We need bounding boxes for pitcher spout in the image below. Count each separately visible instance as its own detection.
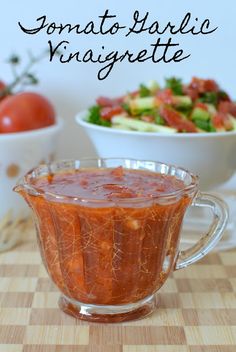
[13,177,26,196]
[13,177,40,198]
[13,184,25,195]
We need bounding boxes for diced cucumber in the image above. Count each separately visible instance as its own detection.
[206,104,217,115]
[147,80,160,94]
[192,107,210,121]
[112,124,133,131]
[112,116,177,133]
[173,95,192,108]
[228,114,236,130]
[129,97,156,114]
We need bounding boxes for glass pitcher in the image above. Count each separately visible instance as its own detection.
[14,158,228,323]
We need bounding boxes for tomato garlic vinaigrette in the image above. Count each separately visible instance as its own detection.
[32,165,189,201]
[17,159,198,317]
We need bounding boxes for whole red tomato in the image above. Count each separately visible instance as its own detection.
[0,92,55,133]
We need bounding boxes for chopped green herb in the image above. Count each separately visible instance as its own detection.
[155,115,165,125]
[165,77,183,95]
[199,92,218,106]
[139,84,151,97]
[87,105,111,127]
[122,103,130,113]
[218,90,229,101]
[140,109,164,125]
[194,118,216,132]
[177,105,192,116]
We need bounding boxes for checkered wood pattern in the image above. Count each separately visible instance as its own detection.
[0,225,236,352]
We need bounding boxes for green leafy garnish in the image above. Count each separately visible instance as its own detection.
[165,77,183,95]
[194,118,216,132]
[198,92,218,106]
[139,84,151,97]
[122,103,130,113]
[139,109,164,125]
[177,105,192,116]
[218,90,229,101]
[87,105,111,127]
[155,115,165,125]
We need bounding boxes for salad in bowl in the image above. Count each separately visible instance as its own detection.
[86,77,236,134]
[76,77,236,191]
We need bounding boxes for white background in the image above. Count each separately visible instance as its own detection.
[0,0,236,186]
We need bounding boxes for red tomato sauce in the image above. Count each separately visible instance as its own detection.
[28,167,191,305]
[33,166,186,200]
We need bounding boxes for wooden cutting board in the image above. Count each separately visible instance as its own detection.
[0,223,236,352]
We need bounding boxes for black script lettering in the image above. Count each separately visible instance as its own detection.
[18,15,47,34]
[132,49,148,62]
[148,21,161,35]
[57,23,82,35]
[48,40,72,62]
[151,37,190,63]
[47,22,58,35]
[176,13,193,34]
[83,21,99,35]
[98,51,121,80]
[200,19,218,34]
[99,9,126,35]
[83,49,97,63]
[126,11,149,36]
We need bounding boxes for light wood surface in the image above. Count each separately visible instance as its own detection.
[0,223,236,351]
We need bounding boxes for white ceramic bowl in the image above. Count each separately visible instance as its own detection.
[0,119,63,223]
[76,110,236,190]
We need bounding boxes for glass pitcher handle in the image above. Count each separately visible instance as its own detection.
[175,193,229,270]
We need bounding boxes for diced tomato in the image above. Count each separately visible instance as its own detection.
[183,86,199,101]
[129,90,139,97]
[160,106,198,132]
[100,106,125,121]
[156,88,173,105]
[213,112,233,130]
[79,178,88,187]
[195,102,208,111]
[102,183,136,198]
[190,77,219,93]
[189,77,205,92]
[218,101,236,117]
[184,77,219,101]
[111,166,124,178]
[96,96,124,107]
[204,79,219,92]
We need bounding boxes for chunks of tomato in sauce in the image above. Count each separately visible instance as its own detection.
[34,166,185,200]
[29,166,191,306]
